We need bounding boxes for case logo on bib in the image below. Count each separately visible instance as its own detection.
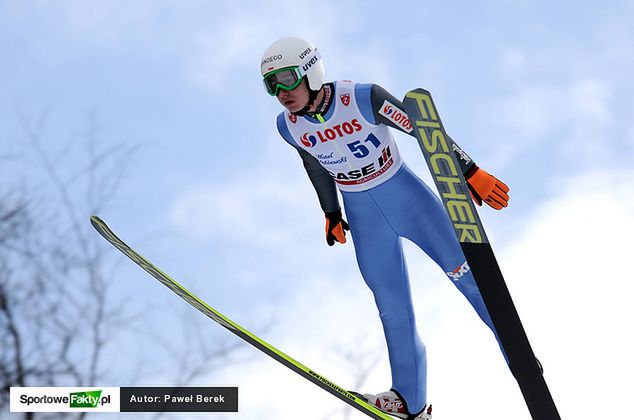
[330,146,394,185]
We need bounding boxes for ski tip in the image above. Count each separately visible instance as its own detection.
[403,87,432,98]
[90,215,108,232]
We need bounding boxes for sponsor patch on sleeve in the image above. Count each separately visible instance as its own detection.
[378,100,413,133]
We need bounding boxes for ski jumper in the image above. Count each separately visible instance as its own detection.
[276,80,503,414]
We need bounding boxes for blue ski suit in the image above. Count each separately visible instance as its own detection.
[276,80,503,414]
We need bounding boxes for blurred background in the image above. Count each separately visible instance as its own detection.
[1,1,633,419]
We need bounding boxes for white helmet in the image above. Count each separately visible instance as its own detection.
[260,37,325,95]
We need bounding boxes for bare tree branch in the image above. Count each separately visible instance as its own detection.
[1,107,252,420]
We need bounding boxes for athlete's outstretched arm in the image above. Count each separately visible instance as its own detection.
[295,147,341,214]
[276,112,341,213]
[364,84,510,210]
[276,113,349,244]
[368,84,475,174]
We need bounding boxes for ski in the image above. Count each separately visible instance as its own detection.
[401,89,560,420]
[89,216,391,419]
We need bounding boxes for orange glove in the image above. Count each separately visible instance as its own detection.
[325,209,349,246]
[465,167,510,210]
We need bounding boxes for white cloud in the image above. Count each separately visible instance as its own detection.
[499,48,529,75]
[492,77,612,140]
[500,168,634,419]
[168,140,320,248]
[4,0,160,44]
[169,174,307,246]
[192,167,634,420]
[184,19,270,92]
[182,0,397,93]
[473,74,618,172]
[206,274,390,420]
[483,8,634,168]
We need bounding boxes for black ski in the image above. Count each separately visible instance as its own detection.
[402,89,560,420]
[90,216,392,419]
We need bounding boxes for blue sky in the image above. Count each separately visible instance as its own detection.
[2,1,634,419]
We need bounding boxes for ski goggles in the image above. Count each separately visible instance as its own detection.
[263,48,322,96]
[263,66,303,96]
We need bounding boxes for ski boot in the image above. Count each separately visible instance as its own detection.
[359,390,432,419]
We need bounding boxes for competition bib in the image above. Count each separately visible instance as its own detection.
[284,80,403,192]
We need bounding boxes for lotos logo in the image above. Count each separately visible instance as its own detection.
[340,93,350,106]
[289,113,297,124]
[300,119,363,148]
[447,261,470,282]
[379,100,413,133]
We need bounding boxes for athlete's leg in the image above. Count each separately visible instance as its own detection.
[371,166,505,356]
[342,189,428,414]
